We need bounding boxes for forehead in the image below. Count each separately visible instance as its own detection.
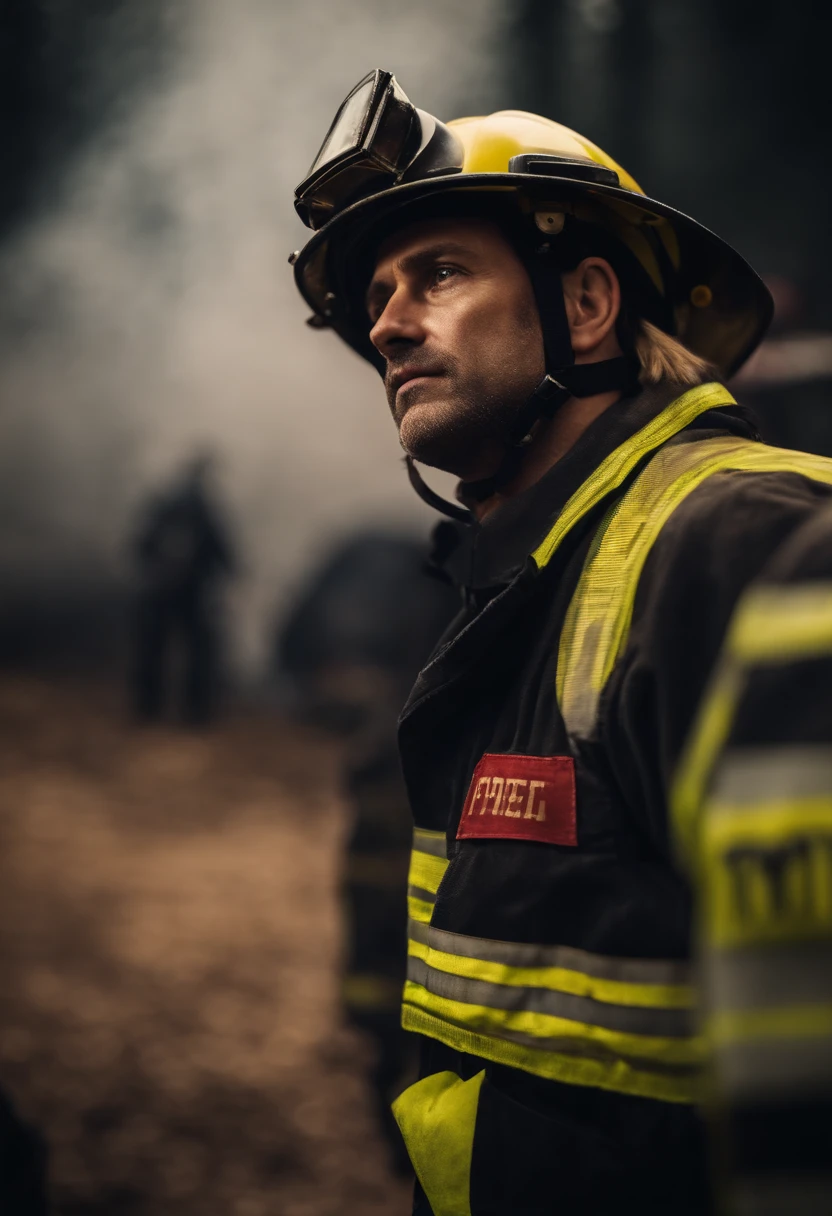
[370,215,511,278]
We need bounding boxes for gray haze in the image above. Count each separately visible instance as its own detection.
[0,0,508,673]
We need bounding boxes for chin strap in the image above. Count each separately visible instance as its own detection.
[401,227,640,521]
[405,455,474,523]
[462,354,639,504]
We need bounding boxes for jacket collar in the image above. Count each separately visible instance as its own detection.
[433,379,758,593]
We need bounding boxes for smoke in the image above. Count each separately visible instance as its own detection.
[0,0,508,674]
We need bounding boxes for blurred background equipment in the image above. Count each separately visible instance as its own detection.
[276,530,459,1175]
[131,453,236,725]
[0,1,829,1213]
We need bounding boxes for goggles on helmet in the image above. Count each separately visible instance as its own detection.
[294,69,465,231]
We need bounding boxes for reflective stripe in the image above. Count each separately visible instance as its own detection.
[711,1001,832,1044]
[401,1005,701,1105]
[408,883,439,905]
[532,381,737,569]
[408,927,692,1010]
[408,848,449,896]
[402,981,702,1066]
[407,830,450,926]
[409,921,693,990]
[413,827,448,859]
[711,747,832,807]
[408,894,436,926]
[673,586,832,868]
[402,924,703,1102]
[407,953,693,1037]
[557,439,832,738]
[730,583,832,663]
[708,941,832,1011]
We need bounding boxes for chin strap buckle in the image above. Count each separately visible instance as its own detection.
[537,374,569,398]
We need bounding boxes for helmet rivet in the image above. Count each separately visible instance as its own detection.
[690,284,713,308]
[288,250,300,265]
[535,211,565,234]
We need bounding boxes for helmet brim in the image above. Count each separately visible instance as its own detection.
[293,172,773,379]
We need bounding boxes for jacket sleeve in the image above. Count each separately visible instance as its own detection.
[670,502,832,1215]
[603,466,832,852]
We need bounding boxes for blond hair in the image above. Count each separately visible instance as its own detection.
[634,319,714,386]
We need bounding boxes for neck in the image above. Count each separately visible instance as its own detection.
[467,387,622,520]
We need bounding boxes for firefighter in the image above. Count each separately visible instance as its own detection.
[674,506,832,1215]
[290,70,832,1213]
[131,454,236,725]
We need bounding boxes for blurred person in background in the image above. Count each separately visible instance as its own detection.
[130,452,237,725]
[277,531,458,1175]
[290,70,832,1214]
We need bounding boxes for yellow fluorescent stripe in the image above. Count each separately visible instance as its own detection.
[407,937,693,1010]
[414,827,446,846]
[709,1002,832,1046]
[402,981,704,1066]
[704,798,832,845]
[408,895,436,924]
[532,382,736,569]
[408,850,449,896]
[728,584,832,663]
[558,439,832,738]
[401,1006,700,1105]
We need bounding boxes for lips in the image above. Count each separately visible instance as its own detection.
[389,365,444,396]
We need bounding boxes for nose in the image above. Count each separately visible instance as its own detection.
[369,286,426,359]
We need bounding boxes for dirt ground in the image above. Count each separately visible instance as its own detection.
[0,677,412,1215]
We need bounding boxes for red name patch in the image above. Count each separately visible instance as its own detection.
[456,753,577,846]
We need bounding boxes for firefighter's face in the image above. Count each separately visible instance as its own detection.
[367,218,544,479]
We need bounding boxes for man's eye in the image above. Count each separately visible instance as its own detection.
[432,266,459,286]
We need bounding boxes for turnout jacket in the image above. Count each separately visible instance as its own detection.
[677,504,832,1216]
[392,379,832,1215]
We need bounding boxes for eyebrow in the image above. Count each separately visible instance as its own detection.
[365,241,477,315]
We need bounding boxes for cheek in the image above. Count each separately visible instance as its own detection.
[456,292,543,380]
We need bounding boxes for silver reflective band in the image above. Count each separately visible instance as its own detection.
[711,746,832,807]
[707,941,832,1012]
[408,884,437,906]
[407,954,694,1038]
[411,921,693,987]
[412,829,448,860]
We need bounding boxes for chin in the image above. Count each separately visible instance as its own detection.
[397,412,481,478]
[398,404,457,470]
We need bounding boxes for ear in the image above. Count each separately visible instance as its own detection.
[561,257,622,359]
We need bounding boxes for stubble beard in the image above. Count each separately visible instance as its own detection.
[387,364,525,479]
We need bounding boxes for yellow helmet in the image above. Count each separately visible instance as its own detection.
[292,69,772,381]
